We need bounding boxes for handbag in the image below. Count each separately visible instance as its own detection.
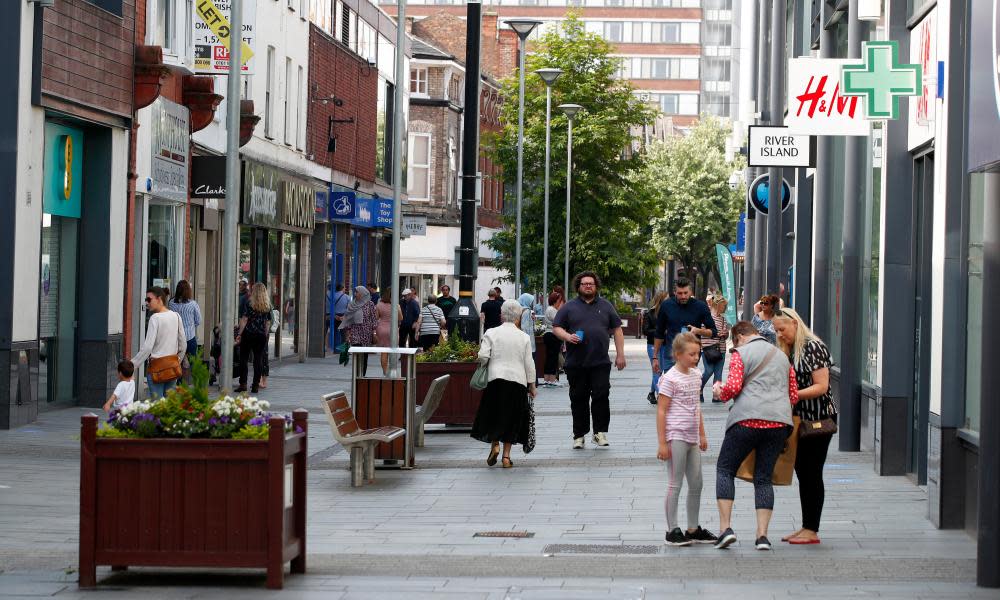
[148,354,182,383]
[471,359,490,390]
[799,417,838,439]
[736,417,801,486]
[702,344,724,363]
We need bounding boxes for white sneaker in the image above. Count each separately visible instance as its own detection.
[573,437,585,449]
[593,432,609,447]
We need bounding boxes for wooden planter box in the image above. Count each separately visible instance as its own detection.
[415,361,482,426]
[620,314,642,338]
[79,410,309,589]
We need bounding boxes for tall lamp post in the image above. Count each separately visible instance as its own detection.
[558,103,582,297]
[504,18,542,297]
[535,67,562,306]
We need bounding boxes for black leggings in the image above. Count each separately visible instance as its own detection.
[716,423,793,510]
[542,332,561,376]
[238,331,268,389]
[795,429,834,531]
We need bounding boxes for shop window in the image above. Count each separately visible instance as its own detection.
[965,174,986,433]
[407,133,431,200]
[410,68,428,96]
[148,204,180,291]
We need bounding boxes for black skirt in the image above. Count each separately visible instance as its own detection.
[471,378,531,446]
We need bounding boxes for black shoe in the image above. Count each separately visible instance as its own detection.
[250,386,259,393]
[685,526,719,544]
[714,528,737,549]
[665,527,693,547]
[234,385,247,393]
[755,536,772,551]
[647,391,656,404]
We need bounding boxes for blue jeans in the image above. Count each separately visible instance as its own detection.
[700,353,725,388]
[146,372,178,400]
[647,344,670,391]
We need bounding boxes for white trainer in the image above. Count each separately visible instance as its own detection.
[573,437,585,449]
[593,432,609,447]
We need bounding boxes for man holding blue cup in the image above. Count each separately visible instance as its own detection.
[552,271,626,449]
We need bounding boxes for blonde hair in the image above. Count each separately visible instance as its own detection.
[649,290,668,316]
[772,307,817,367]
[249,282,272,313]
[672,331,701,358]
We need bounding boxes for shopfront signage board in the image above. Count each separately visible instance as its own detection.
[786,58,869,136]
[283,180,316,231]
[191,155,227,198]
[748,126,814,168]
[374,199,394,228]
[150,98,190,203]
[403,214,427,237]
[43,122,84,218]
[328,191,357,221]
[193,0,256,74]
[242,161,280,229]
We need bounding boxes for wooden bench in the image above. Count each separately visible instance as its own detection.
[321,392,405,487]
[414,374,450,447]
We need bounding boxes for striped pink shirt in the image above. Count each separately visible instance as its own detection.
[658,366,703,444]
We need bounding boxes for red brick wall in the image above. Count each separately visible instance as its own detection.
[411,12,518,81]
[308,24,379,184]
[40,0,136,122]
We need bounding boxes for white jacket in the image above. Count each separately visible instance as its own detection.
[478,322,535,387]
[131,310,186,365]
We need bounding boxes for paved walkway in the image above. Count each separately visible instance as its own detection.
[0,339,988,599]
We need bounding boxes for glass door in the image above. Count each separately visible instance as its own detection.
[38,214,78,405]
[911,153,934,484]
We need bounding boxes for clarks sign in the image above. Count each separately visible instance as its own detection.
[785,58,869,136]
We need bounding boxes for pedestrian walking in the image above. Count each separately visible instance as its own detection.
[772,307,837,545]
[235,283,272,393]
[751,294,780,345]
[518,293,537,356]
[541,290,565,387]
[331,283,350,350]
[367,284,380,305]
[340,286,378,373]
[416,295,447,351]
[168,280,202,364]
[375,291,403,375]
[400,288,420,348]
[480,289,503,332]
[471,299,537,468]
[437,285,458,334]
[494,287,505,303]
[652,278,717,375]
[644,291,669,404]
[552,271,626,449]
[700,294,730,402]
[131,286,186,399]
[711,321,799,551]
[657,332,718,546]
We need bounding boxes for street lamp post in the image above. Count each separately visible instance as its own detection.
[504,19,542,297]
[558,103,581,297]
[535,68,562,306]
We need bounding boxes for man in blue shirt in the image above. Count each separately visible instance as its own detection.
[400,288,421,347]
[652,278,717,376]
[331,283,350,351]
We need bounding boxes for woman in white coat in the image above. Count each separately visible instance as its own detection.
[470,300,537,468]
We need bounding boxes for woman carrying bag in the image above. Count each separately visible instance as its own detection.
[132,286,186,399]
[700,294,730,402]
[235,283,272,393]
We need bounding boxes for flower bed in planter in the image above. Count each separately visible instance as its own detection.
[415,335,481,427]
[78,361,307,589]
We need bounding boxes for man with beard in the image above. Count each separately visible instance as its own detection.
[652,277,717,376]
[552,271,626,449]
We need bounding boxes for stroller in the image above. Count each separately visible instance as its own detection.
[208,326,223,386]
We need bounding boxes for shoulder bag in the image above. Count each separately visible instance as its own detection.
[471,359,490,390]
[702,342,724,363]
[148,313,184,384]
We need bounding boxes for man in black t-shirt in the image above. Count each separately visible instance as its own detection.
[552,271,625,449]
[437,285,458,334]
[479,289,503,331]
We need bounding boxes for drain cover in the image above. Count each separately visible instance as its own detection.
[474,531,535,538]
[542,544,660,555]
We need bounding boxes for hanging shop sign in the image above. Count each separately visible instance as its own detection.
[150,98,190,203]
[747,174,791,215]
[402,214,427,237]
[841,41,921,121]
[374,198,394,229]
[967,0,1000,170]
[328,190,357,221]
[785,58,870,136]
[748,126,814,168]
[191,155,227,198]
[42,122,84,218]
[908,8,939,149]
[193,0,256,74]
[715,243,738,326]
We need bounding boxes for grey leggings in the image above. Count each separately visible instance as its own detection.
[665,440,703,530]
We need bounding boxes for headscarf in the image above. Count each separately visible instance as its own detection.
[518,293,537,351]
[518,293,534,310]
[339,286,371,330]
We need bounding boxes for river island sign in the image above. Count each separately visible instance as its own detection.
[748,126,814,168]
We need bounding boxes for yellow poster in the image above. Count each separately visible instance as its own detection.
[195,0,254,67]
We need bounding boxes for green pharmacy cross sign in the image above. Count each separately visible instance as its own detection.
[841,41,922,120]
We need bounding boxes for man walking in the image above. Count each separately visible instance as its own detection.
[553,271,626,449]
[400,288,420,348]
[331,283,350,351]
[437,284,458,334]
[480,289,503,332]
[652,278,717,376]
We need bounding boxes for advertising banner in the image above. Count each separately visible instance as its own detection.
[193,0,256,74]
[715,243,738,326]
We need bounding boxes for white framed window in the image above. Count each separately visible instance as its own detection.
[407,133,431,200]
[284,58,294,145]
[410,68,428,95]
[297,66,305,150]
[603,22,623,42]
[265,46,276,138]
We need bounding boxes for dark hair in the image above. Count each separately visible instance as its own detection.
[548,291,562,306]
[117,360,135,377]
[730,320,758,344]
[759,294,780,307]
[573,271,601,291]
[336,283,344,292]
[146,286,168,304]
[173,280,193,303]
[494,287,502,294]
[426,295,437,304]
[674,277,692,290]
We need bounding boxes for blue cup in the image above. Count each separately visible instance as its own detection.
[575,329,585,341]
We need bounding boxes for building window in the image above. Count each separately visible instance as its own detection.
[284,58,293,145]
[410,68,428,95]
[265,46,276,138]
[604,22,624,42]
[156,0,175,53]
[297,66,305,150]
[407,133,431,200]
[340,3,351,47]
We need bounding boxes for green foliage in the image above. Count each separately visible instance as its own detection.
[232,424,271,440]
[415,331,480,363]
[637,115,745,291]
[485,15,660,296]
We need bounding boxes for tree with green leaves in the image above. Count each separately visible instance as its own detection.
[484,15,660,297]
[637,115,744,295]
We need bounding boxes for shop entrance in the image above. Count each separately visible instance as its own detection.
[38,215,78,405]
[910,151,934,484]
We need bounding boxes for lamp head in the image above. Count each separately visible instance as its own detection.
[504,19,543,40]
[558,103,583,119]
[535,68,564,86]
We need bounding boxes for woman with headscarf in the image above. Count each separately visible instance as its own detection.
[518,292,537,356]
[339,286,378,375]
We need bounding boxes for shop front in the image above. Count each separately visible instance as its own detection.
[240,159,318,362]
